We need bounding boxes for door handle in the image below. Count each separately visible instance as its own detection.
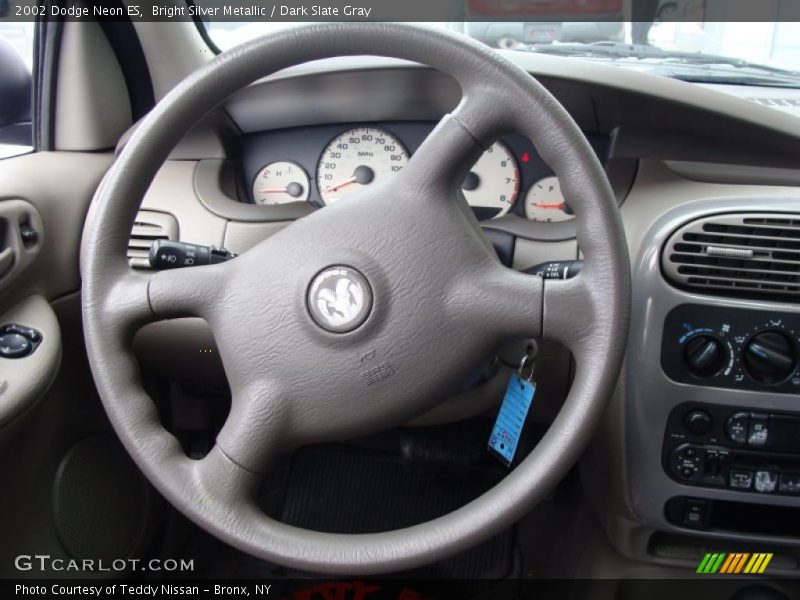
[0,199,43,292]
[0,247,13,278]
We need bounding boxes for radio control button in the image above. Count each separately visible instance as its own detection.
[729,469,753,489]
[684,410,713,436]
[725,413,749,444]
[754,470,778,493]
[748,413,769,446]
[779,474,800,495]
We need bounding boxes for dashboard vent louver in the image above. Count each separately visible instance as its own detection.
[748,97,800,108]
[128,210,178,269]
[662,213,800,299]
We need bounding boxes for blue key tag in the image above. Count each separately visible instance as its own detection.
[488,372,536,467]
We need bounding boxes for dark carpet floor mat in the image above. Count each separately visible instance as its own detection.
[279,444,515,580]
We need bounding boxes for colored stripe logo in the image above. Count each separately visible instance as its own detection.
[697,553,773,574]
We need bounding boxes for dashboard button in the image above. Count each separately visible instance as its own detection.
[729,469,753,489]
[0,333,32,358]
[683,498,708,528]
[779,474,800,495]
[754,471,778,493]
[748,413,769,446]
[684,410,713,436]
[725,412,749,444]
[702,451,727,484]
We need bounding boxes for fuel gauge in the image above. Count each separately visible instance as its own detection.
[524,176,573,223]
[253,161,310,205]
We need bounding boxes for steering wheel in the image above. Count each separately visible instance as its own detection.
[82,23,630,575]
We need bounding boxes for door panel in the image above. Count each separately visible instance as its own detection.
[0,295,60,427]
[0,151,135,577]
[0,151,112,307]
[0,152,111,424]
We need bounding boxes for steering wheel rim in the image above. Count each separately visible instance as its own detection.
[82,23,630,575]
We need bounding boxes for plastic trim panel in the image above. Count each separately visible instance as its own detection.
[627,196,800,545]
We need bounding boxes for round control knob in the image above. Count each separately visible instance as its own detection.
[684,409,713,436]
[743,330,796,385]
[684,335,727,378]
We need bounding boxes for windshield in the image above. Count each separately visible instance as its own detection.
[204,20,800,87]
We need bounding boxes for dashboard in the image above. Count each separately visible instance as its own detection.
[124,51,800,575]
[237,121,609,224]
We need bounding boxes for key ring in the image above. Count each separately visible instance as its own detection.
[517,342,538,383]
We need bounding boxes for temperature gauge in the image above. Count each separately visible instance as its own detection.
[524,176,573,223]
[253,161,310,205]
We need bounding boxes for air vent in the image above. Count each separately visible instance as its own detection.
[128,210,178,269]
[748,97,800,108]
[663,213,800,299]
[744,97,800,117]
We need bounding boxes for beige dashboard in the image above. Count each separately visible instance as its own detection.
[117,52,800,571]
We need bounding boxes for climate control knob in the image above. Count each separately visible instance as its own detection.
[743,331,796,385]
[684,335,727,378]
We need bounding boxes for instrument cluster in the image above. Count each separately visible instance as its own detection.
[240,122,609,223]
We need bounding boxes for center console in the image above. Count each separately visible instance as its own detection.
[660,305,800,500]
[626,199,800,547]
[664,402,800,496]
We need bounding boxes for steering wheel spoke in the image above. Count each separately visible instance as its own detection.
[454,264,544,341]
[214,379,291,475]
[90,268,157,333]
[148,261,232,320]
[195,445,262,506]
[541,268,624,370]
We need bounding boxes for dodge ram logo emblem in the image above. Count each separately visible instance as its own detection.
[307,266,373,333]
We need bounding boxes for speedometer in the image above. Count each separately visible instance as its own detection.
[316,127,408,205]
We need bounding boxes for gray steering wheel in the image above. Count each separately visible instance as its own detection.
[82,23,630,575]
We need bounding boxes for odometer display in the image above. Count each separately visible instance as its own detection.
[316,127,408,205]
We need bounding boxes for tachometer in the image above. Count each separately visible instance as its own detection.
[524,176,573,223]
[252,161,310,205]
[461,141,519,219]
[317,127,408,204]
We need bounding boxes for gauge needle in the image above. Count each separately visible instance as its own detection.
[325,166,375,193]
[533,202,565,210]
[260,182,305,198]
[325,176,357,193]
